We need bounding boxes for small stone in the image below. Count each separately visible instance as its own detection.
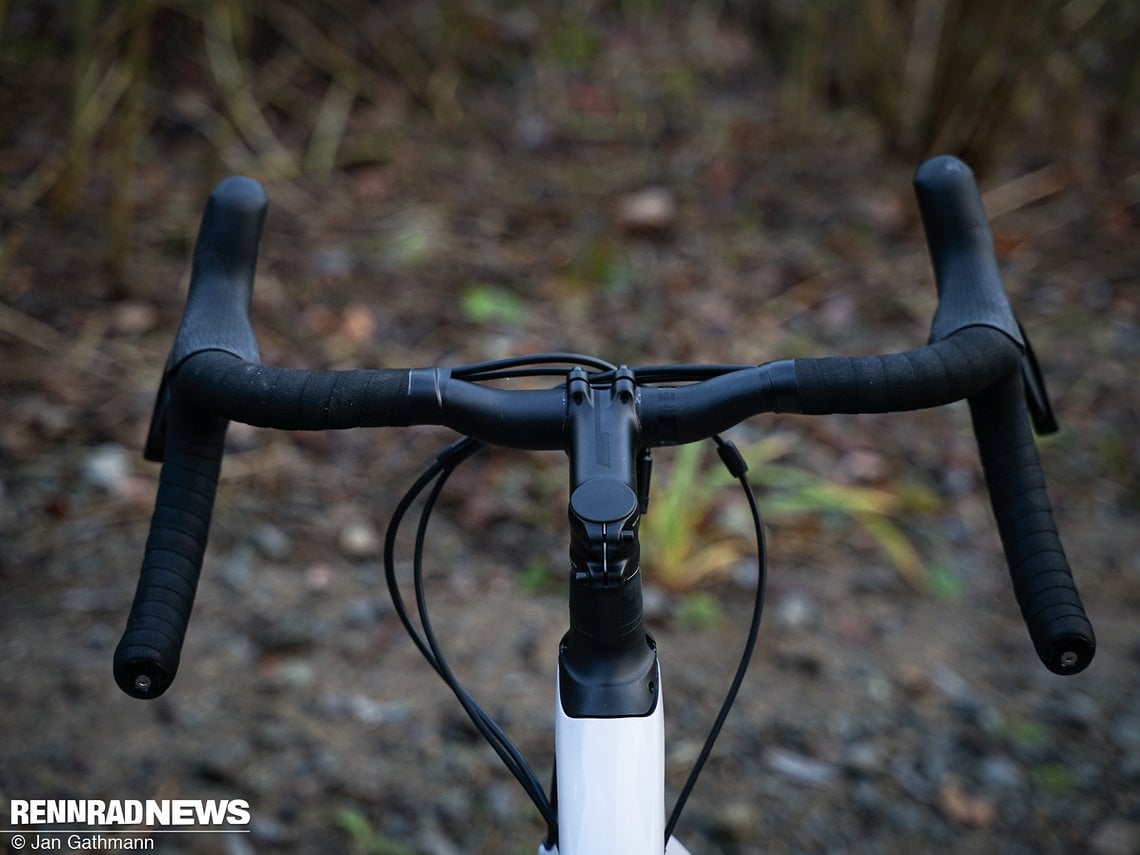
[978,754,1023,791]
[303,562,336,591]
[311,245,354,278]
[837,448,889,483]
[251,523,290,560]
[340,302,376,343]
[339,520,380,559]
[337,694,407,726]
[617,187,676,237]
[1051,690,1102,730]
[112,301,159,333]
[223,832,257,855]
[251,720,292,750]
[250,815,290,845]
[938,781,996,828]
[276,659,315,689]
[33,401,73,440]
[708,801,755,842]
[843,742,885,776]
[1091,819,1140,855]
[252,617,320,655]
[82,443,133,495]
[514,113,551,152]
[344,597,389,627]
[219,548,254,592]
[418,825,465,855]
[1112,711,1140,752]
[763,746,838,787]
[773,590,817,629]
[929,664,973,703]
[775,638,825,676]
[194,738,253,784]
[895,664,931,698]
[486,781,517,824]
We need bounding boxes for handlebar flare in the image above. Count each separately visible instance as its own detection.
[114,155,1094,700]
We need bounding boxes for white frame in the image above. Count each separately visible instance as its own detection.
[537,664,693,855]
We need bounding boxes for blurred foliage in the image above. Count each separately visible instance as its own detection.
[638,439,746,591]
[1031,762,1081,796]
[1,0,1135,288]
[732,0,1138,170]
[638,435,942,591]
[675,589,723,629]
[335,807,416,855]
[461,282,527,326]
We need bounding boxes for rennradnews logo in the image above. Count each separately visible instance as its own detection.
[9,799,251,828]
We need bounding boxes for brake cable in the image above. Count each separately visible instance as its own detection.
[665,435,767,843]
[383,355,769,845]
[382,435,559,835]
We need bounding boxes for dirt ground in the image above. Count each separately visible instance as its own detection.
[2,5,1139,854]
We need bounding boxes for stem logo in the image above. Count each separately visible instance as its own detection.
[9,800,251,827]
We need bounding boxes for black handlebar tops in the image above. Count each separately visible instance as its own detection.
[113,155,1095,701]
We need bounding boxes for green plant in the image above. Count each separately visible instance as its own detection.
[638,440,746,591]
[1032,763,1079,795]
[461,283,526,325]
[998,717,1048,750]
[675,591,722,629]
[638,435,941,591]
[518,559,556,593]
[335,807,416,855]
[540,11,602,71]
[923,561,964,601]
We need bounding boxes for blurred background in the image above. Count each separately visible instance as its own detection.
[1,1,1137,853]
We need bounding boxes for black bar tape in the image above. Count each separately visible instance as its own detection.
[114,394,227,698]
[144,177,267,463]
[170,177,266,367]
[913,156,1023,346]
[969,374,1095,674]
[793,327,1020,415]
[177,351,414,430]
